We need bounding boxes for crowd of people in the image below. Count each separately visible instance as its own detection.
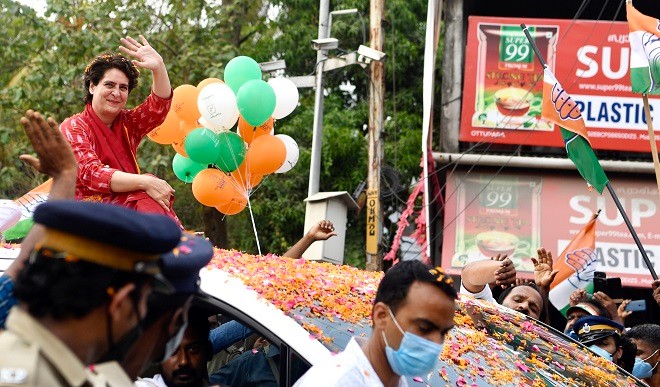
[0,34,658,387]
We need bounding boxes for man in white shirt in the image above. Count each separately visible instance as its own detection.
[294,260,457,387]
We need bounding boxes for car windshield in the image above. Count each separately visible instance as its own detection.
[209,250,643,386]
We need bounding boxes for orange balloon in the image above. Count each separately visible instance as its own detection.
[147,110,182,144]
[238,116,274,145]
[192,168,243,207]
[197,78,224,91]
[245,135,286,175]
[180,120,199,135]
[172,84,201,123]
[215,196,248,215]
[172,141,188,157]
[230,161,263,192]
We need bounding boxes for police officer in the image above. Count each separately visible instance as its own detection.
[574,315,625,365]
[0,200,181,386]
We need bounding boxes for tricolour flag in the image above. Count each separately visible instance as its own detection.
[548,214,599,315]
[627,1,660,94]
[542,68,609,194]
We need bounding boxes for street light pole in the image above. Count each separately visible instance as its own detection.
[308,0,330,197]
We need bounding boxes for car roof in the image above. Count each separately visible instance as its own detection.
[202,249,644,386]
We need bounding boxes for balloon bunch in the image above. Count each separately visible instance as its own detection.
[147,56,300,215]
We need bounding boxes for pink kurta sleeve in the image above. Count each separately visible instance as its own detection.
[60,116,116,194]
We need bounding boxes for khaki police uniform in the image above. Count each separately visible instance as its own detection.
[0,307,96,386]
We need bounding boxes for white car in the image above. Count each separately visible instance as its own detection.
[195,251,644,387]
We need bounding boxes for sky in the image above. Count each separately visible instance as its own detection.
[17,0,47,15]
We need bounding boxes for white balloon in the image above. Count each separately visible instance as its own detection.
[198,116,232,134]
[274,134,299,173]
[268,77,299,119]
[197,83,239,132]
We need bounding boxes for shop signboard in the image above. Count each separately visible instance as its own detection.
[441,168,659,288]
[459,16,660,153]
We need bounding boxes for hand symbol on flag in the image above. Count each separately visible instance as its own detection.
[565,248,597,286]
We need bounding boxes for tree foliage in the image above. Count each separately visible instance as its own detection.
[0,0,431,267]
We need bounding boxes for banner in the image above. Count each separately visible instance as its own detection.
[459,16,660,153]
[441,168,659,288]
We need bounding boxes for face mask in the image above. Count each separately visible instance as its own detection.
[588,345,613,361]
[162,321,188,362]
[98,293,144,363]
[633,349,659,379]
[382,307,443,377]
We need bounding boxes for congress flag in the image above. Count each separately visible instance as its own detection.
[627,1,660,94]
[548,215,599,315]
[542,68,609,194]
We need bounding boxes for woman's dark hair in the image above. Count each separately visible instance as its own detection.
[14,252,150,320]
[497,283,549,323]
[374,260,457,314]
[83,53,140,104]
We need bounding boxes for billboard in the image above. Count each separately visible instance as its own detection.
[441,168,659,288]
[459,16,660,153]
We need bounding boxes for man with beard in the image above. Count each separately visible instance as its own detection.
[136,309,212,387]
[0,200,181,386]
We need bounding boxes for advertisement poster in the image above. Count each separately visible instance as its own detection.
[459,16,660,153]
[441,168,659,288]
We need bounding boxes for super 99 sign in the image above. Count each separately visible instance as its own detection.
[459,16,660,153]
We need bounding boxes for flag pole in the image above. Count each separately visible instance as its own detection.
[520,24,547,68]
[522,23,658,281]
[607,182,658,280]
[641,94,660,202]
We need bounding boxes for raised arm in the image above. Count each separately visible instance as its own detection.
[5,110,78,279]
[283,220,337,259]
[461,254,516,293]
[119,35,171,99]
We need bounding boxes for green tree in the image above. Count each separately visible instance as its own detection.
[0,0,433,268]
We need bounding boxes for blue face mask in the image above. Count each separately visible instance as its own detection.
[588,344,614,361]
[633,349,659,379]
[382,307,444,377]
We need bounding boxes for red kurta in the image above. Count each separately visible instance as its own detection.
[61,91,182,227]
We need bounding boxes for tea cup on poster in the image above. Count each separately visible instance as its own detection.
[475,231,529,258]
[494,87,531,117]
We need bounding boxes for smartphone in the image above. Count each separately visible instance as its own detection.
[625,299,647,312]
[606,277,623,303]
[593,271,607,294]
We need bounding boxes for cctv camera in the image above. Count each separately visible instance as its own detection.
[259,59,287,73]
[357,45,387,62]
[311,38,339,51]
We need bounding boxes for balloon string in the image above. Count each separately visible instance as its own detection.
[247,194,261,255]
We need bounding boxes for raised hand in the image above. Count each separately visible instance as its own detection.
[592,291,621,324]
[307,220,337,242]
[19,110,77,179]
[569,288,588,307]
[652,280,660,307]
[119,35,164,71]
[531,248,559,290]
[617,299,633,322]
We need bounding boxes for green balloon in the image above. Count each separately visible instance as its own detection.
[172,153,206,183]
[184,128,221,165]
[3,218,33,241]
[224,56,262,94]
[236,80,276,126]
[215,132,246,172]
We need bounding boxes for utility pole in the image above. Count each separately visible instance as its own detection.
[308,0,330,197]
[365,0,385,271]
